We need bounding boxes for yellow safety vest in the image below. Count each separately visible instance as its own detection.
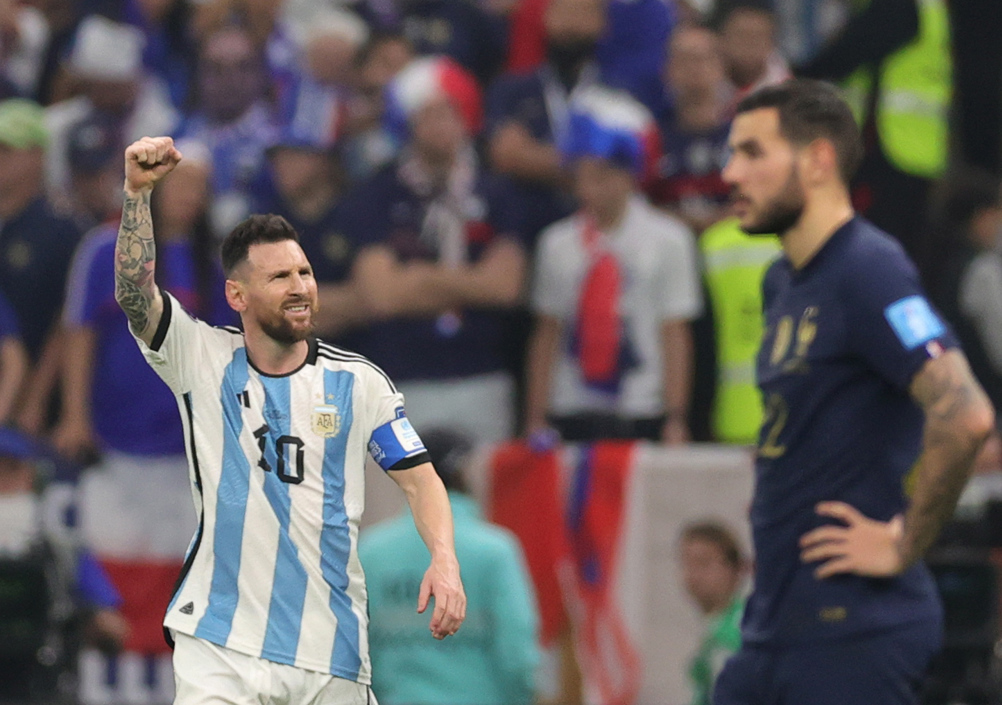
[700,219,781,444]
[842,0,952,178]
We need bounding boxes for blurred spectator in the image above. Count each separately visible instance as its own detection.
[796,0,950,266]
[649,23,733,233]
[524,87,702,444]
[930,170,1002,417]
[505,0,675,112]
[178,24,279,237]
[486,0,607,244]
[66,113,123,229]
[340,57,528,443]
[595,0,677,111]
[358,0,505,85]
[698,218,780,444]
[265,126,365,340]
[0,292,28,426]
[117,0,199,110]
[342,31,414,181]
[0,0,50,100]
[716,0,791,107]
[678,520,747,705]
[53,140,229,701]
[0,426,128,703]
[45,15,179,209]
[0,98,81,361]
[360,428,539,705]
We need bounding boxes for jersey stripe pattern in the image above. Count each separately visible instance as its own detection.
[136,293,425,682]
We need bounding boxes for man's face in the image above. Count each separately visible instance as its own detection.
[198,28,263,123]
[666,27,726,100]
[679,538,740,614]
[573,156,634,216]
[411,97,467,163]
[544,0,605,54]
[270,148,332,202]
[157,162,211,231]
[230,240,318,344]
[0,144,42,201]
[720,8,776,87]
[722,107,805,235]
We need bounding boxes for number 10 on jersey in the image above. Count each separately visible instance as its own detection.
[253,424,306,484]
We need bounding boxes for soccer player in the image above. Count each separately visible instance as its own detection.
[114,136,466,705]
[714,79,995,705]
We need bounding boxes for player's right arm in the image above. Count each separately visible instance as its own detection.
[114,137,181,347]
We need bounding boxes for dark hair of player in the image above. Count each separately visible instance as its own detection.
[735,79,864,186]
[681,520,745,570]
[221,214,301,276]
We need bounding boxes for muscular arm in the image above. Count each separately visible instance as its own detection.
[388,462,466,639]
[901,350,995,565]
[114,191,164,345]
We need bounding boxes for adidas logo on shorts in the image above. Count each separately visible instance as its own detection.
[179,602,194,615]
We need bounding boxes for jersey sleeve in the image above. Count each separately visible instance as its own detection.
[131,290,219,394]
[530,225,573,318]
[364,366,430,471]
[844,240,959,391]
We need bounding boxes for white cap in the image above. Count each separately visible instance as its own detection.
[303,9,370,49]
[69,15,146,82]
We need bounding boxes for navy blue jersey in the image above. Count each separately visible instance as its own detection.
[746,216,955,645]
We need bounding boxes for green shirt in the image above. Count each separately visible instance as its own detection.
[358,493,540,705]
[689,594,744,705]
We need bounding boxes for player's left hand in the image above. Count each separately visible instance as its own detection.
[417,554,466,640]
[799,502,905,579]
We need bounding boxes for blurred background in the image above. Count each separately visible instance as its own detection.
[0,0,1001,703]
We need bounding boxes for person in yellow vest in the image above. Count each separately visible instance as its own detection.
[796,0,951,270]
[700,217,781,444]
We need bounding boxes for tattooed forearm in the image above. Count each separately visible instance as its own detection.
[900,351,994,566]
[115,191,157,334]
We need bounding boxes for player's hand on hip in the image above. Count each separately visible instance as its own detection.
[417,554,466,640]
[124,136,182,195]
[799,502,905,579]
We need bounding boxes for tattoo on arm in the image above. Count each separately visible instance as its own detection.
[114,191,157,334]
[902,351,992,566]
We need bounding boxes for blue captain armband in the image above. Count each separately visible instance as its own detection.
[369,409,430,471]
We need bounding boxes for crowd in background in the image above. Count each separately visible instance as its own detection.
[1,0,1001,702]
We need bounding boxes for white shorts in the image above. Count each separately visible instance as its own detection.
[172,633,376,705]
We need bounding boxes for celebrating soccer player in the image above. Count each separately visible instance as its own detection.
[114,136,466,705]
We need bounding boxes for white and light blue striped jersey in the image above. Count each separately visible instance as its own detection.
[133,292,428,683]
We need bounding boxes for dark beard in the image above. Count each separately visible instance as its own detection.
[259,313,315,345]
[740,165,806,237]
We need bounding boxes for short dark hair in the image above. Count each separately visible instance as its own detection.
[680,520,745,569]
[735,79,863,185]
[221,214,300,276]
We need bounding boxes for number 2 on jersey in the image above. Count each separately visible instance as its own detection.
[758,394,788,459]
[252,424,306,484]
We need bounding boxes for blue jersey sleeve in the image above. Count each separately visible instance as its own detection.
[843,236,958,391]
[0,290,21,341]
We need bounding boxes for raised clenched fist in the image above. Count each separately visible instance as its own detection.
[123,136,183,195]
